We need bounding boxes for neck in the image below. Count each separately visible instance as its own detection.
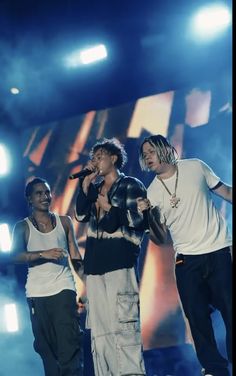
[30,211,55,232]
[157,164,177,179]
[103,170,120,187]
[31,210,51,220]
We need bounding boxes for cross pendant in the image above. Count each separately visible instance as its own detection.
[170,194,180,208]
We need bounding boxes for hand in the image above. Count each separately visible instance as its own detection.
[97,192,111,212]
[41,248,66,260]
[77,296,87,314]
[82,161,99,194]
[136,197,151,213]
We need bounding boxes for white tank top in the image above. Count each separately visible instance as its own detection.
[25,213,76,297]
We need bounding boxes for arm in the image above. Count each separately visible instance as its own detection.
[148,206,170,245]
[98,178,147,233]
[211,182,232,203]
[61,216,84,279]
[9,221,65,264]
[61,216,82,260]
[137,199,169,245]
[200,160,232,204]
[75,177,98,222]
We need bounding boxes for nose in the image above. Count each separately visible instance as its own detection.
[43,192,50,200]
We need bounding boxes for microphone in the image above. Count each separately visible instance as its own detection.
[69,169,94,180]
[143,209,150,234]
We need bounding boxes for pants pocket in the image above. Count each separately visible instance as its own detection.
[117,292,139,323]
[116,331,146,375]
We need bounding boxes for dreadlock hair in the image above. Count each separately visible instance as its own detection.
[89,137,127,170]
[139,134,178,171]
[25,177,48,198]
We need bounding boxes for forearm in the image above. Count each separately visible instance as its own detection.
[224,188,232,203]
[76,191,91,214]
[0,250,44,265]
[101,205,145,232]
[15,248,65,266]
[213,183,232,204]
[76,184,98,221]
[148,207,169,245]
[100,206,127,233]
[14,251,44,263]
[71,258,85,281]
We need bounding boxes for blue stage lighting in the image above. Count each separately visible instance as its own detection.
[4,304,19,332]
[0,224,12,252]
[80,44,107,64]
[66,44,107,67]
[0,144,10,176]
[10,87,20,95]
[191,4,231,41]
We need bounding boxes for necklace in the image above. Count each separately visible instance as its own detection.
[157,166,180,208]
[30,213,56,232]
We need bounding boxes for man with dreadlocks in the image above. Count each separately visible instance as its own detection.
[137,134,232,376]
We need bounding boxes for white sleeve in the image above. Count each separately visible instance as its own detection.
[199,160,221,189]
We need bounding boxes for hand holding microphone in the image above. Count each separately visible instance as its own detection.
[69,169,94,180]
[70,160,99,195]
[69,159,99,180]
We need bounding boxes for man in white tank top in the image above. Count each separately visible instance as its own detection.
[10,177,84,376]
[137,135,232,376]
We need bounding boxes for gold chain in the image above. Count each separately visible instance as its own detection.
[157,166,180,208]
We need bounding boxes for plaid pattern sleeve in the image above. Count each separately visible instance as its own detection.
[100,175,147,234]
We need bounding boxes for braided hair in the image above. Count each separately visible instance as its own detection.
[139,134,178,171]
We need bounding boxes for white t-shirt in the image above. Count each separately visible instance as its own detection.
[25,214,76,297]
[147,159,232,255]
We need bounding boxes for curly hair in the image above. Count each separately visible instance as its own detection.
[139,134,178,170]
[90,138,127,169]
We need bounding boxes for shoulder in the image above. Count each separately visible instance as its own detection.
[123,175,146,188]
[148,175,158,188]
[58,214,71,224]
[178,158,206,170]
[14,219,28,233]
[58,215,73,230]
[178,158,201,165]
[12,219,29,245]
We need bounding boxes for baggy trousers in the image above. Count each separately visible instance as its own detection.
[28,289,84,376]
[86,268,146,376]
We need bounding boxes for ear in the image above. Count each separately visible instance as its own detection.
[111,155,118,165]
[27,197,32,206]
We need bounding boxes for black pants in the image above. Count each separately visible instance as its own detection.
[27,289,83,376]
[175,247,232,376]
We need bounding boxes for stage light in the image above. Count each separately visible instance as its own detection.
[0,144,10,175]
[4,304,19,332]
[0,224,12,252]
[66,44,107,67]
[191,4,231,40]
[10,87,20,95]
[80,44,107,64]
